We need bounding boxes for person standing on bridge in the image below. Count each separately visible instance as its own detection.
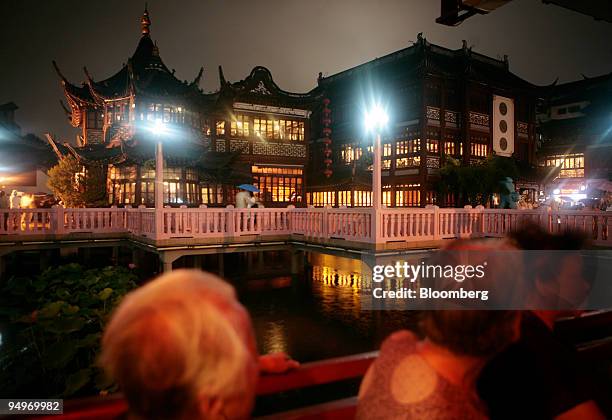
[235,184,260,209]
[9,190,20,231]
[0,190,9,231]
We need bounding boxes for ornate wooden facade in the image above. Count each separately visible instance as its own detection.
[51,8,321,207]
[306,34,539,207]
[538,73,612,198]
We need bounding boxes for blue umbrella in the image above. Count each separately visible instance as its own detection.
[237,184,260,193]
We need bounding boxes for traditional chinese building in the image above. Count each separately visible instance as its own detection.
[50,7,321,207]
[537,72,612,201]
[0,102,56,194]
[306,34,539,207]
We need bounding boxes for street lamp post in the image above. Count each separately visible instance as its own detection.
[365,106,388,209]
[155,141,164,210]
[151,119,167,211]
[149,120,168,237]
[372,132,382,209]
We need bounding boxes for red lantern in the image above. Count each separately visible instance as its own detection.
[322,98,333,178]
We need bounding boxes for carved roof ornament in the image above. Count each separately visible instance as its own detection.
[218,65,228,87]
[141,4,151,36]
[192,66,204,86]
[251,80,271,95]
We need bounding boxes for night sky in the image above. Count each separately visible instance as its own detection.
[1,0,611,142]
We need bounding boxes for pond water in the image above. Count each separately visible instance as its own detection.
[0,247,421,361]
[235,251,420,362]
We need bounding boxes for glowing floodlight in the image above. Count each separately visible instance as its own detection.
[365,105,389,133]
[149,119,168,136]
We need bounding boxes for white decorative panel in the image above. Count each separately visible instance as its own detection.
[492,95,515,157]
[216,139,226,152]
[230,139,249,152]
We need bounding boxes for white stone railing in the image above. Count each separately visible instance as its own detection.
[0,206,611,247]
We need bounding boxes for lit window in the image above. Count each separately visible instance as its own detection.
[396,156,420,168]
[231,115,250,137]
[382,185,392,207]
[341,144,363,164]
[396,139,420,155]
[395,184,421,207]
[251,165,303,203]
[443,141,455,155]
[216,120,225,136]
[383,143,392,157]
[545,153,584,178]
[470,143,488,157]
[427,139,439,153]
[252,118,304,140]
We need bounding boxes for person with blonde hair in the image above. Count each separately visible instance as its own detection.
[101,269,295,420]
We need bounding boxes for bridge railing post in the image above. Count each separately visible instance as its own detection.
[370,207,382,243]
[286,205,295,232]
[475,205,485,237]
[52,205,64,235]
[322,205,330,239]
[226,205,235,238]
[431,205,440,240]
[154,206,164,240]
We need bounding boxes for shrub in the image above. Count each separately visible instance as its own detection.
[0,264,138,397]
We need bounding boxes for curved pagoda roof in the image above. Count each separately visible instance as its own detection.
[216,65,323,108]
[45,134,251,184]
[54,6,207,108]
[318,33,537,93]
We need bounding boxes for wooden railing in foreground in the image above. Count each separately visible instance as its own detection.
[27,310,612,420]
[1,206,611,246]
[31,352,378,420]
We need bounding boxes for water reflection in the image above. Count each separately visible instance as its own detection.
[234,251,420,362]
[262,321,288,354]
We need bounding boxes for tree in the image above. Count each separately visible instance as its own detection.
[436,156,519,207]
[47,156,107,207]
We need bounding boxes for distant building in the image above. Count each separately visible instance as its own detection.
[0,102,54,194]
[50,7,321,207]
[306,35,539,207]
[537,73,612,201]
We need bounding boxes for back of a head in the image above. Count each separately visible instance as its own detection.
[509,223,586,251]
[101,269,258,420]
[509,223,590,310]
[421,239,520,357]
[421,310,518,357]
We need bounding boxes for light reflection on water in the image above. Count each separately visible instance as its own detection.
[262,321,288,354]
[238,251,419,362]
